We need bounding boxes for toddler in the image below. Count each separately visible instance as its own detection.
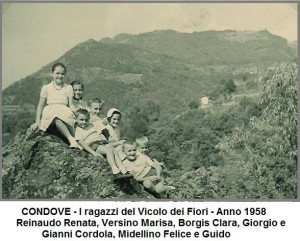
[135,136,164,167]
[121,141,174,194]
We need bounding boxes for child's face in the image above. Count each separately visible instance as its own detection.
[123,144,137,161]
[73,84,84,100]
[76,113,90,129]
[137,144,149,154]
[52,66,66,85]
[109,113,121,128]
[89,102,103,116]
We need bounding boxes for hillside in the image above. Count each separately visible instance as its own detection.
[2,30,297,199]
[2,63,297,199]
[3,30,296,119]
[3,29,295,103]
[2,29,296,147]
[102,29,296,65]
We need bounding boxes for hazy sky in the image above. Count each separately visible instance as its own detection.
[2,3,297,89]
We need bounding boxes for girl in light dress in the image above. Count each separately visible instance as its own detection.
[30,63,78,148]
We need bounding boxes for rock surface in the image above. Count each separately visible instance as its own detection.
[2,130,154,199]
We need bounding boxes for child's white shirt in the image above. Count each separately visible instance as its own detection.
[89,115,107,134]
[123,153,154,178]
[74,124,106,146]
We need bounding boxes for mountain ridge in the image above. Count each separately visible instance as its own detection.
[99,29,295,65]
[3,29,295,91]
[3,30,296,141]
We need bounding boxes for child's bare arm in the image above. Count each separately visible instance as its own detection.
[102,118,108,125]
[68,97,77,112]
[77,140,101,157]
[108,140,126,148]
[151,161,163,177]
[30,97,46,130]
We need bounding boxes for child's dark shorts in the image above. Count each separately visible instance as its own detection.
[90,140,109,151]
[143,168,162,185]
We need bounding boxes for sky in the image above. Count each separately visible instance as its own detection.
[2,3,297,89]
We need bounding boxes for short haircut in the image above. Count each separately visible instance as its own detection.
[70,80,84,90]
[135,136,149,146]
[88,98,104,107]
[122,140,136,151]
[75,108,90,119]
[52,63,67,73]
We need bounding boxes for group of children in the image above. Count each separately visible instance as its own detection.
[30,63,174,195]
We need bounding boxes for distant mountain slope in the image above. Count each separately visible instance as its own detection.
[2,30,296,199]
[3,40,204,114]
[101,29,296,65]
[3,30,296,116]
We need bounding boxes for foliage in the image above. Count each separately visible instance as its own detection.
[2,30,297,199]
[223,79,237,94]
[158,63,297,199]
[216,63,297,198]
[2,107,35,146]
[189,100,199,109]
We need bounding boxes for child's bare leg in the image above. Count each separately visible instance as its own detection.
[113,149,127,174]
[96,145,119,174]
[54,118,77,147]
[155,182,175,194]
[143,179,155,190]
[66,123,75,136]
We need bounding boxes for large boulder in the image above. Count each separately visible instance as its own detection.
[2,130,154,199]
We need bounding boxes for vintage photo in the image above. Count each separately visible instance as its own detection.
[2,3,297,199]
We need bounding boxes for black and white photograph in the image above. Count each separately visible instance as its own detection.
[2,2,297,199]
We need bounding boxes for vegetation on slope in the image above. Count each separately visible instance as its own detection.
[2,30,297,199]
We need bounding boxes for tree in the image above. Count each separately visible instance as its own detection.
[217,63,297,198]
[224,79,237,94]
[189,100,199,109]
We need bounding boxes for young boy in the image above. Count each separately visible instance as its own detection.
[121,140,174,194]
[87,98,109,140]
[74,109,130,179]
[135,136,164,167]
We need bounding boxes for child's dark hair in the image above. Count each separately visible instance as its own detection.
[70,80,84,90]
[122,140,136,151]
[52,63,67,73]
[75,108,90,119]
[88,98,104,107]
[107,108,122,122]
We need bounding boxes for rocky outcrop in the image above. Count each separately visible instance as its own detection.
[2,130,154,199]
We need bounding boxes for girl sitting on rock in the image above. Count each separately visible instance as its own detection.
[30,63,78,148]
